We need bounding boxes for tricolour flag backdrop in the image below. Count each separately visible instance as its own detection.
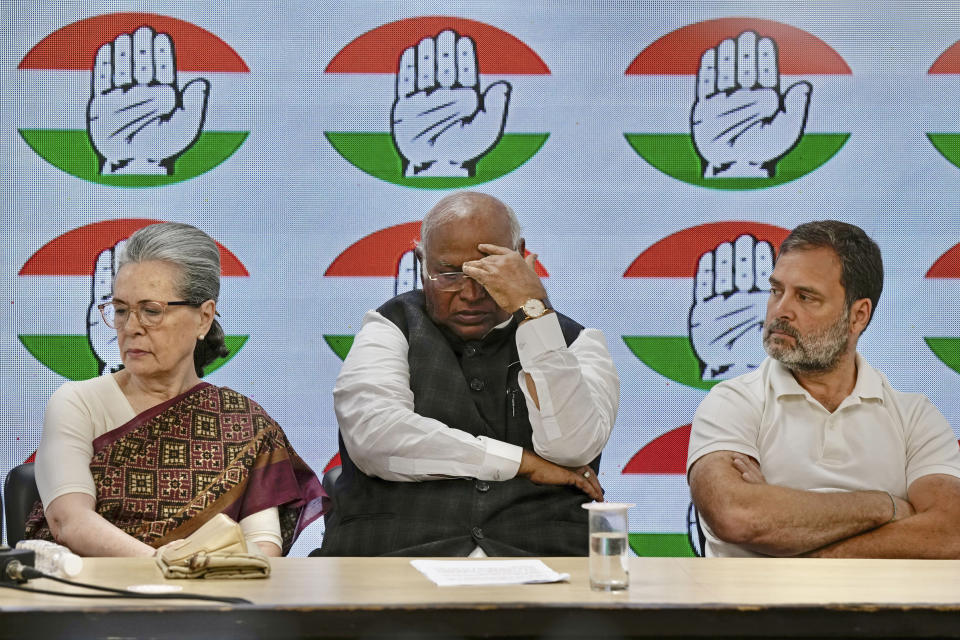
[5,2,960,557]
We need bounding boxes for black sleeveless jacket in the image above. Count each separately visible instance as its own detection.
[318,290,599,556]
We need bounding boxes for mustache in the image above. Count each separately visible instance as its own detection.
[764,318,800,340]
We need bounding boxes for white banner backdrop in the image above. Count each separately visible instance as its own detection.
[4,1,960,556]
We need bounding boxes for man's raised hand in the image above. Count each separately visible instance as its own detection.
[461,244,547,312]
[691,31,811,178]
[391,30,511,177]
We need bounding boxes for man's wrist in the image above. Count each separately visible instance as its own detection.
[884,491,897,524]
[512,297,552,325]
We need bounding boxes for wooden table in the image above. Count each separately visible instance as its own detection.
[2,556,960,639]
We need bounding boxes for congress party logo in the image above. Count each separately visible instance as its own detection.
[18,220,249,379]
[622,425,696,557]
[324,221,548,358]
[624,222,789,390]
[325,16,550,189]
[625,17,851,190]
[925,244,960,373]
[18,13,249,187]
[928,41,960,169]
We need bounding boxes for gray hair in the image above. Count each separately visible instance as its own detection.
[420,191,522,257]
[118,222,228,376]
[119,222,221,303]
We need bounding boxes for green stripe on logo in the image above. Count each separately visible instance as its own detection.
[925,337,960,374]
[927,134,960,169]
[19,129,249,187]
[324,335,355,361]
[629,533,696,557]
[624,133,849,190]
[324,132,548,189]
[19,334,249,380]
[622,336,718,391]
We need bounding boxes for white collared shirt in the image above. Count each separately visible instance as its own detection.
[333,311,619,482]
[687,354,960,557]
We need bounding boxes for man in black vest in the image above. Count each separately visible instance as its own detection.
[317,191,619,556]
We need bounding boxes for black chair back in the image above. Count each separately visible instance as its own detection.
[4,463,40,546]
[686,501,706,557]
[321,465,341,527]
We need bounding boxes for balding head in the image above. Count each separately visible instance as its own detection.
[416,191,523,340]
[420,191,522,259]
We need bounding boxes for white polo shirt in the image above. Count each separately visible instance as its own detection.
[687,354,960,557]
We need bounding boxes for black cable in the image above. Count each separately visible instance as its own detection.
[2,564,250,605]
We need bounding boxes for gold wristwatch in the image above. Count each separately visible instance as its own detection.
[512,298,552,325]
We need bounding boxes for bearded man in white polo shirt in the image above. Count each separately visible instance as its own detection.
[688,220,960,558]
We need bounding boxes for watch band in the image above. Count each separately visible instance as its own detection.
[512,298,552,325]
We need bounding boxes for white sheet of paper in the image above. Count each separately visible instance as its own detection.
[410,559,570,587]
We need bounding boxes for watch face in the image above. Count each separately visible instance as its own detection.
[523,298,546,318]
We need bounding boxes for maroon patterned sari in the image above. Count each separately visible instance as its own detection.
[25,383,326,554]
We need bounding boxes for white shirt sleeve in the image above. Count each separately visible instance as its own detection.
[35,382,98,506]
[35,376,135,507]
[239,506,282,550]
[333,311,523,482]
[903,394,960,486]
[516,313,619,466]
[686,380,763,475]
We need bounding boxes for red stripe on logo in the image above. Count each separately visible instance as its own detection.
[19,12,249,72]
[326,16,549,75]
[626,17,852,76]
[19,219,249,276]
[929,40,960,74]
[624,222,789,278]
[622,425,691,474]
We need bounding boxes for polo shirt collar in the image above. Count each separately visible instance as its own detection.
[769,352,884,404]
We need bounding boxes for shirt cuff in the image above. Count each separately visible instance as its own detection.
[477,437,523,481]
[515,312,566,366]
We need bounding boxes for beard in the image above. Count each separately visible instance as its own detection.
[763,308,850,374]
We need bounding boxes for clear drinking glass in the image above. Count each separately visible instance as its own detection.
[582,502,634,591]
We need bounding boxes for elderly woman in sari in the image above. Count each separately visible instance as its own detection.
[25,222,325,556]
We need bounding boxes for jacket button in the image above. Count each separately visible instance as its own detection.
[464,345,478,357]
[471,526,484,539]
[469,378,484,391]
[475,480,490,492]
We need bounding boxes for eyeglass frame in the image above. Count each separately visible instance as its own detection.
[97,300,203,329]
[422,268,485,293]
